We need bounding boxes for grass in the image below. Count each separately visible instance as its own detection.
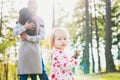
[27,72,120,80]
[75,72,120,80]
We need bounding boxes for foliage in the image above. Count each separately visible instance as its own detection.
[111,0,120,59]
[55,0,120,73]
[0,0,120,79]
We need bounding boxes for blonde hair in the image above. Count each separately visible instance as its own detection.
[50,27,69,49]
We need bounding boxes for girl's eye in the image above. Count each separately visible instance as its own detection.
[58,39,61,40]
[64,38,66,40]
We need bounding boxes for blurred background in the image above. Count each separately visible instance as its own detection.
[0,0,120,80]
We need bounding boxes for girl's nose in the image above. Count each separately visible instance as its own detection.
[61,40,65,43]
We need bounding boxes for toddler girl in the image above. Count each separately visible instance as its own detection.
[50,27,80,80]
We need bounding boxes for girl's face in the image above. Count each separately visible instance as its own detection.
[54,31,68,50]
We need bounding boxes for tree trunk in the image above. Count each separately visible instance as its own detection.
[84,0,90,74]
[89,1,95,72]
[93,0,101,72]
[0,0,3,36]
[90,14,95,73]
[105,0,116,72]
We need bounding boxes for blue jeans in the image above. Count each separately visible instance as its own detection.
[20,74,37,80]
[39,59,49,80]
[20,59,49,80]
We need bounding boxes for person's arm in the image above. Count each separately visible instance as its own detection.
[27,26,45,43]
[64,57,78,70]
[12,23,26,36]
[27,18,45,43]
[12,21,33,36]
[52,50,78,71]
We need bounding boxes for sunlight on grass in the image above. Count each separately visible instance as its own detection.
[25,72,120,80]
[75,72,120,80]
[27,76,42,80]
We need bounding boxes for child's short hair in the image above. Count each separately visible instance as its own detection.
[18,8,37,36]
[50,27,69,49]
[18,8,32,25]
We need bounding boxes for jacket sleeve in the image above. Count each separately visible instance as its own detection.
[52,50,78,71]
[13,17,45,43]
[27,18,45,43]
[63,57,78,70]
[12,23,26,36]
[27,26,45,43]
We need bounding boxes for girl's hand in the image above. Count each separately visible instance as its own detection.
[72,52,80,59]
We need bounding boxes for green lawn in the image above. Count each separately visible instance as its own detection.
[75,72,120,80]
[27,72,120,80]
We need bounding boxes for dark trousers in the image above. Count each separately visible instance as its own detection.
[39,59,49,80]
[20,74,37,80]
[20,59,49,80]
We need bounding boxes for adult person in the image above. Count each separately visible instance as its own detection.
[12,0,49,80]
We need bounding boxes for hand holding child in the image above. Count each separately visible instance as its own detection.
[24,21,35,30]
[72,51,80,59]
[21,32,28,41]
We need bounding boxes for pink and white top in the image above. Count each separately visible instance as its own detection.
[50,49,78,80]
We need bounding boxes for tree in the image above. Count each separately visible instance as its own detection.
[89,0,95,73]
[111,0,120,70]
[83,0,90,74]
[0,0,18,79]
[105,0,116,72]
[0,0,3,37]
[93,0,101,72]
